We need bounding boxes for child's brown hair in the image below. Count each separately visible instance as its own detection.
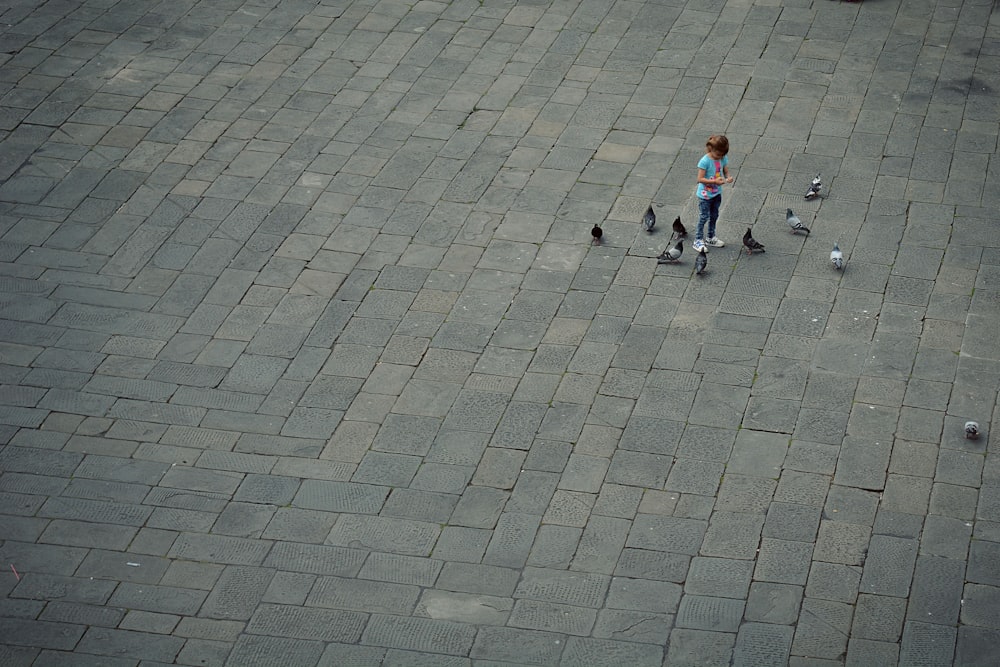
[706,135,729,156]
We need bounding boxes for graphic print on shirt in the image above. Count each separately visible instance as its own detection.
[705,160,721,197]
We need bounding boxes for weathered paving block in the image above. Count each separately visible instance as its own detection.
[264,542,368,577]
[12,573,117,605]
[169,533,272,566]
[109,582,207,616]
[292,480,388,514]
[245,604,367,643]
[361,614,476,656]
[326,514,440,557]
[75,627,183,662]
[470,626,567,665]
[732,622,794,667]
[898,621,957,667]
[224,634,325,666]
[907,555,966,625]
[514,567,610,608]
[199,566,275,621]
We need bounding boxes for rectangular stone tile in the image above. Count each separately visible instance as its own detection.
[48,302,182,338]
[224,634,324,666]
[436,562,520,597]
[292,480,388,514]
[75,548,170,584]
[12,573,116,605]
[76,627,183,662]
[626,514,706,554]
[833,436,892,491]
[907,555,965,625]
[326,514,439,557]
[482,512,540,568]
[358,551,442,587]
[200,565,275,621]
[791,598,853,661]
[514,566,610,608]
[560,636,663,666]
[0,618,84,651]
[307,576,420,615]
[0,446,82,476]
[898,621,957,667]
[676,595,745,633]
[570,515,631,574]
[732,622,794,667]
[109,582,207,616]
[38,519,136,550]
[107,398,205,425]
[264,542,367,577]
[470,626,566,665]
[38,496,151,526]
[169,533,272,566]
[701,511,766,559]
[361,614,476,656]
[246,604,366,643]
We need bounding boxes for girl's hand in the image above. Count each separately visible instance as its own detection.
[725,177,734,184]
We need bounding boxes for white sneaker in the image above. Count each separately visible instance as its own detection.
[705,237,725,248]
[692,239,706,251]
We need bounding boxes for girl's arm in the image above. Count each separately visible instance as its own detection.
[697,167,711,185]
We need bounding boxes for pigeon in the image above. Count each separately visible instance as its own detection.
[804,174,822,200]
[786,208,810,234]
[642,206,655,232]
[657,237,683,263]
[672,216,687,238]
[694,247,708,274]
[830,242,844,270]
[591,223,603,245]
[965,421,980,439]
[742,227,765,255]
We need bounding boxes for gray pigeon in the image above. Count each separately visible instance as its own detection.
[805,174,822,199]
[657,237,683,263]
[694,247,707,274]
[830,242,844,270]
[786,208,810,234]
[965,421,980,439]
[642,206,655,232]
[743,227,765,255]
[672,216,686,238]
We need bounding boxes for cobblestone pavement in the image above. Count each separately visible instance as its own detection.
[1,0,999,664]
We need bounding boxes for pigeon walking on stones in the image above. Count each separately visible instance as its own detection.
[672,216,686,238]
[657,237,683,263]
[642,206,656,232]
[965,421,980,439]
[591,223,603,245]
[742,227,765,255]
[786,208,810,234]
[831,242,844,270]
[805,174,822,200]
[694,247,708,275]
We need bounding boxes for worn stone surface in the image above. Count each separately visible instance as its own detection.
[0,0,995,664]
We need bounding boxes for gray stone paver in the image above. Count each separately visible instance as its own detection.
[1,0,998,665]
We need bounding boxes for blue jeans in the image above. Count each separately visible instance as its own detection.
[697,195,721,241]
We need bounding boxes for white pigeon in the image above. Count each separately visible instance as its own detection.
[786,208,810,234]
[831,242,844,270]
[965,421,980,439]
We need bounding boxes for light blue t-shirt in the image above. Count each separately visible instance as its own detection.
[697,154,728,200]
